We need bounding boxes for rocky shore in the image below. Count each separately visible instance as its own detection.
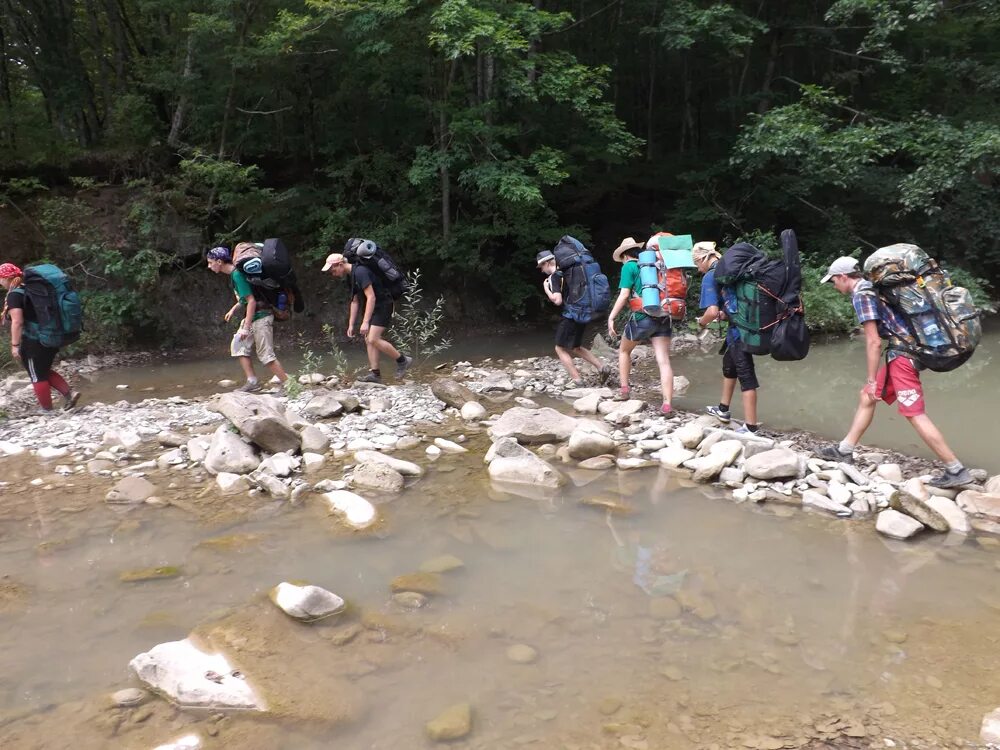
[2,348,1000,749]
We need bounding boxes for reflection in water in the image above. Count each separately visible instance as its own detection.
[1,448,999,748]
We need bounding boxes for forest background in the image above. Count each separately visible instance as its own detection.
[0,0,997,351]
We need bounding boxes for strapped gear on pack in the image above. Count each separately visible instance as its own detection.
[17,264,84,348]
[713,229,809,361]
[629,232,694,320]
[343,237,410,300]
[551,235,611,324]
[232,238,305,319]
[863,243,980,372]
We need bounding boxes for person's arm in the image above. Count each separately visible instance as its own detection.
[223,303,242,322]
[698,305,720,328]
[238,296,256,338]
[347,297,359,337]
[360,286,376,335]
[607,288,631,336]
[543,274,563,306]
[861,320,882,400]
[9,307,23,359]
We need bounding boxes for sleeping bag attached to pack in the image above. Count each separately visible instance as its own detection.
[863,243,981,372]
[713,230,809,360]
[20,264,84,348]
[632,232,694,320]
[233,239,305,318]
[551,235,611,324]
[343,238,410,300]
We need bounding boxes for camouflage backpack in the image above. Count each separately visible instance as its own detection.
[863,243,981,372]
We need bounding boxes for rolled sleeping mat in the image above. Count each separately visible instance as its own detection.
[638,249,665,317]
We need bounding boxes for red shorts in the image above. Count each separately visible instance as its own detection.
[876,356,925,417]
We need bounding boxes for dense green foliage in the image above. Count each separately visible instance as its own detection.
[0,0,997,343]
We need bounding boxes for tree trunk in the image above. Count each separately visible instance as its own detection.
[167,34,194,148]
[757,31,780,114]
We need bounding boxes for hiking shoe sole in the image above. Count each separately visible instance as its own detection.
[927,468,974,489]
[705,405,731,423]
[358,373,382,384]
[817,445,854,464]
[236,382,261,392]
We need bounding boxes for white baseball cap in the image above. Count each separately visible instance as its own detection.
[820,256,860,283]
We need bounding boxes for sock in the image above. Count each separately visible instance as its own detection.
[838,440,856,455]
[371,368,381,377]
[247,376,258,384]
[745,423,759,433]
[719,403,730,412]
[47,371,70,396]
[396,354,407,364]
[32,382,53,410]
[946,461,964,474]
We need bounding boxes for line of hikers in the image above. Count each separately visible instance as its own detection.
[0,231,981,489]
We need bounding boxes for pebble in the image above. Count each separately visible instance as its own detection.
[506,644,539,664]
[111,688,147,707]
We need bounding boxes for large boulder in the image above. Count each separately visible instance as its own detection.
[889,489,948,532]
[129,638,264,710]
[203,425,260,476]
[956,490,1000,521]
[744,448,800,480]
[299,425,330,454]
[302,391,344,420]
[351,462,405,493]
[210,392,301,454]
[354,449,424,477]
[925,496,970,534]
[488,407,579,444]
[488,453,564,488]
[431,378,478,409]
[567,421,616,460]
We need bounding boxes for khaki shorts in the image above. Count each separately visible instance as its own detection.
[230,315,277,365]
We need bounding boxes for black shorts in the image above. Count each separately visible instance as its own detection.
[19,338,59,383]
[722,338,759,391]
[554,318,589,350]
[369,303,394,328]
[623,314,672,341]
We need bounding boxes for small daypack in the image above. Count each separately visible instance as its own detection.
[552,236,611,323]
[344,238,410,300]
[19,264,83,348]
[233,238,305,316]
[628,232,692,320]
[863,243,981,372]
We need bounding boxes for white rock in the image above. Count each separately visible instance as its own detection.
[925,495,970,534]
[514,396,538,408]
[849,496,871,514]
[434,437,467,454]
[488,407,579,444]
[489,454,563,488]
[299,425,330,454]
[301,453,326,473]
[258,452,298,477]
[802,490,852,517]
[672,374,690,396]
[876,463,904,483]
[104,429,143,451]
[674,423,705,449]
[876,509,924,540]
[129,638,264,710]
[839,462,868,486]
[36,446,68,460]
[568,422,616,460]
[981,708,1000,745]
[303,392,344,419]
[719,466,746,485]
[355,449,424,477]
[0,441,26,456]
[216,472,251,496]
[637,439,666,452]
[106,476,157,504]
[324,490,377,530]
[255,474,290,499]
[616,457,657,470]
[351,462,405,493]
[270,582,345,622]
[573,392,602,415]
[204,425,259,475]
[827,480,853,506]
[218,379,237,388]
[685,453,729,482]
[116,384,130,390]
[460,401,487,421]
[186,437,211,464]
[744,448,800,480]
[152,735,202,750]
[658,445,696,468]
[425,445,442,458]
[346,438,379,452]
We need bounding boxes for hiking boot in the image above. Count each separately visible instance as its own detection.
[236,380,261,393]
[63,391,81,411]
[705,405,731,423]
[571,378,585,388]
[395,356,414,379]
[817,444,854,464]
[359,372,382,384]
[927,467,974,489]
[613,387,631,402]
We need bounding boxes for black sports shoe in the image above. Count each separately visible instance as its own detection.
[359,372,382,384]
[706,405,731,423]
[927,467,973,489]
[396,356,413,378]
[817,444,854,464]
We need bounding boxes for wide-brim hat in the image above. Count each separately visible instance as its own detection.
[692,241,720,262]
[612,237,644,263]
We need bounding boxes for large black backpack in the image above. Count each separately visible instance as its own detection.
[768,229,810,361]
[551,236,611,323]
[234,238,305,312]
[344,238,410,300]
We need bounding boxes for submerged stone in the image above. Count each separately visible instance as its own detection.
[426,702,473,742]
[419,554,465,574]
[120,566,183,583]
[506,644,538,664]
[391,572,442,596]
[269,582,345,622]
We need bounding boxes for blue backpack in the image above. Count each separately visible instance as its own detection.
[552,236,611,324]
[18,264,83,348]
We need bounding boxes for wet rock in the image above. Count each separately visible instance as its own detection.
[434,437,467,454]
[801,490,851,517]
[648,597,681,620]
[354,449,423,477]
[129,638,264,710]
[425,445,442,458]
[301,391,344,420]
[956,490,1000,521]
[489,406,579,444]
[0,440,26,456]
[827,480,852,506]
[269,582,345,622]
[210,392,301,454]
[925,495,970,534]
[419,555,465,574]
[186,437,211,464]
[152,735,202,750]
[157,431,187,448]
[393,592,428,609]
[106,476,158,504]
[484,436,532,463]
[258,452,298,477]
[254,473,290,499]
[111,687,147,707]
[745,448,800,480]
[489,453,564,488]
[216,472,251,496]
[839,462,868,486]
[104,429,143,450]
[673,423,705,449]
[299,425,330,454]
[889,489,948,532]
[426,702,472,742]
[849,496,872,514]
[302,452,326,473]
[324,490,377,530]
[36,446,68,460]
[121,566,183,583]
[573,392,602,414]
[876,509,924,540]
[616,457,657,470]
[980,708,1000,745]
[204,425,259,475]
[506,644,538,664]
[658,445,696,468]
[391,572,442,596]
[685,453,728,483]
[876,463,904,483]
[568,421,616,460]
[579,456,616,470]
[352,462,405,493]
[460,401,487,421]
[431,378,477,409]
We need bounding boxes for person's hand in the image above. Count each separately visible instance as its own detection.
[10,343,19,358]
[718,311,728,321]
[607,317,616,337]
[224,309,235,323]
[861,380,880,402]
[237,326,251,340]
[359,322,370,337]
[346,326,355,338]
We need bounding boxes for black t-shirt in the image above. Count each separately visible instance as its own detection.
[5,288,35,323]
[351,265,390,306]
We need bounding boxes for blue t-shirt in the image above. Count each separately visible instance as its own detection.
[699,265,740,343]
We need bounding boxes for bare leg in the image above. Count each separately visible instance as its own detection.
[651,336,673,405]
[237,355,256,381]
[742,388,758,425]
[265,360,288,383]
[844,391,878,445]
[618,338,637,391]
[720,378,737,407]
[554,345,582,380]
[573,346,605,372]
[367,325,400,370]
[906,414,958,464]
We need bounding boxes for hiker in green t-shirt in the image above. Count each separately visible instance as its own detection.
[206,246,289,392]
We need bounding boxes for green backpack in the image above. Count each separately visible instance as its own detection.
[17,264,84,348]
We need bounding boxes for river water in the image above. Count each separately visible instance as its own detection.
[2,331,999,749]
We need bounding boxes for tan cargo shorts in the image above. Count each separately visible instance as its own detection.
[230,315,277,365]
